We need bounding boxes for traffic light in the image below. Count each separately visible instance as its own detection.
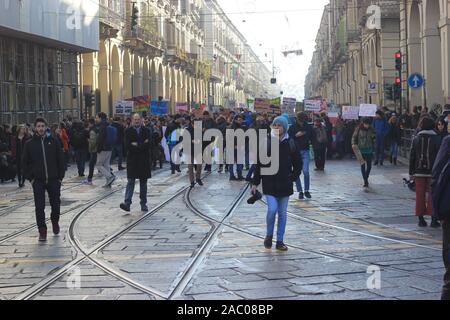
[394,77,401,99]
[384,84,393,100]
[131,2,139,30]
[395,51,402,71]
[85,92,95,109]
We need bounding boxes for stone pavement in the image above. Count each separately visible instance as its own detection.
[0,159,445,300]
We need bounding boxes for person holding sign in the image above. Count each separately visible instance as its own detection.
[352,118,376,188]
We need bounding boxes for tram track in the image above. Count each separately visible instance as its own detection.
[13,170,210,300]
[8,169,444,300]
[0,181,85,217]
[259,199,441,251]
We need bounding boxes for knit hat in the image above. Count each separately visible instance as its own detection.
[272,116,289,134]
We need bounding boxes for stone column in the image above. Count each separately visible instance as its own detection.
[422,27,443,106]
[440,17,450,104]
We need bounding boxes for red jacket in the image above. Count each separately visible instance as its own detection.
[60,128,69,152]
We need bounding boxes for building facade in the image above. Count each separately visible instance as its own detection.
[203,0,272,110]
[81,0,272,117]
[0,0,99,124]
[81,0,210,116]
[400,0,450,112]
[306,0,450,114]
[306,0,401,110]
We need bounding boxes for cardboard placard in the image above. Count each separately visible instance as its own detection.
[304,100,321,112]
[342,106,360,120]
[359,104,378,117]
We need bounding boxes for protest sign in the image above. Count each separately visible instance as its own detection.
[150,100,169,115]
[304,100,321,112]
[359,104,378,117]
[342,106,360,120]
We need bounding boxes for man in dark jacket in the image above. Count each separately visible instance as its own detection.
[70,121,89,177]
[22,118,65,241]
[96,112,115,187]
[120,114,151,212]
[202,111,216,172]
[228,115,245,181]
[165,115,183,174]
[288,112,313,199]
[110,117,125,171]
[216,115,228,173]
[432,133,450,300]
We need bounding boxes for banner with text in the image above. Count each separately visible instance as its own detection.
[114,101,134,116]
[359,104,378,117]
[342,106,360,120]
[150,100,169,115]
[304,100,322,112]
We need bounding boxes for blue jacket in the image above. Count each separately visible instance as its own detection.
[373,118,389,137]
[432,135,450,220]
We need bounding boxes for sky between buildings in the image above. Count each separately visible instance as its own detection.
[218,0,330,100]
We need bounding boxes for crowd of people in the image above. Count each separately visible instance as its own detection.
[0,104,449,299]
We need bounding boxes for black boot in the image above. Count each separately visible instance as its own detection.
[264,236,273,249]
[430,217,441,228]
[38,228,47,242]
[418,216,427,227]
[393,158,397,166]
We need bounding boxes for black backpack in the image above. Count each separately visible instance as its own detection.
[71,130,85,148]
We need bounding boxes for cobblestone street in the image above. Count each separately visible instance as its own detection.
[0,159,444,300]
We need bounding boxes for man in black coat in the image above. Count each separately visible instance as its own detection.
[22,118,65,241]
[70,120,89,177]
[120,114,152,213]
[432,133,450,300]
[288,112,313,199]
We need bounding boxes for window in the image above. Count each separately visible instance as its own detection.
[28,44,36,83]
[16,43,25,83]
[17,85,26,111]
[3,40,14,82]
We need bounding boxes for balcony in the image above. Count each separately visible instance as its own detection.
[124,26,165,55]
[164,45,189,68]
[99,0,123,38]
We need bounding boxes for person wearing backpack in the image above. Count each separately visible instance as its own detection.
[409,117,441,227]
[95,112,116,187]
[251,116,302,251]
[312,117,328,171]
[432,133,450,300]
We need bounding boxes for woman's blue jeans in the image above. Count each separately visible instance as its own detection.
[265,195,289,242]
